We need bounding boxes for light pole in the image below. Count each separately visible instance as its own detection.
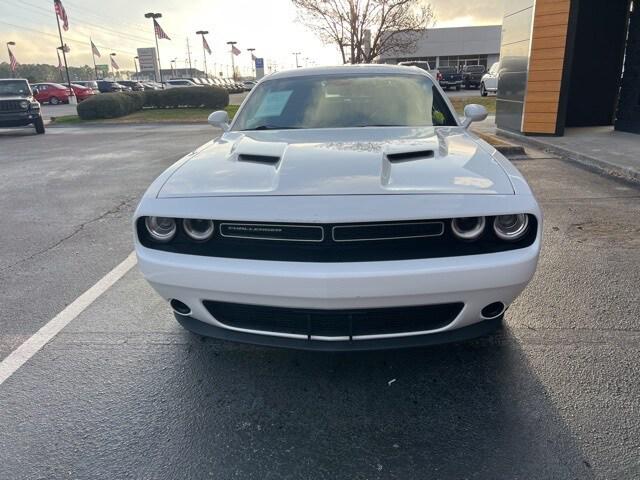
[133,56,139,80]
[110,53,117,79]
[145,12,164,87]
[247,47,256,78]
[196,30,210,78]
[6,41,16,78]
[227,41,237,80]
[292,52,301,68]
[56,46,65,82]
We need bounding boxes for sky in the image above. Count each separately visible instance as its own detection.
[0,0,504,75]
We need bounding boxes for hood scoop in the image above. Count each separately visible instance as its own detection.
[385,150,434,163]
[238,153,281,164]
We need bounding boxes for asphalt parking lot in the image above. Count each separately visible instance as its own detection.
[0,123,639,479]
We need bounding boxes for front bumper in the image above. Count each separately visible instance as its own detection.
[0,111,39,127]
[137,240,540,348]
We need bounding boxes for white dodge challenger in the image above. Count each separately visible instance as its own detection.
[134,65,542,350]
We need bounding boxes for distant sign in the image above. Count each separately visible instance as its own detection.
[255,57,265,80]
[137,47,159,81]
[95,64,109,80]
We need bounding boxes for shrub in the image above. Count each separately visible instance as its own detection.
[76,87,228,120]
[77,91,145,120]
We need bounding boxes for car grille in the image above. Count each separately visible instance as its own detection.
[0,100,26,112]
[137,217,538,262]
[203,301,463,338]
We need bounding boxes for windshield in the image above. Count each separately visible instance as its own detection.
[0,80,31,97]
[233,73,456,130]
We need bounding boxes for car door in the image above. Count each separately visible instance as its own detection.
[34,85,49,102]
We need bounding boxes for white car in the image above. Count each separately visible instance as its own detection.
[480,62,500,96]
[164,79,200,89]
[134,65,542,350]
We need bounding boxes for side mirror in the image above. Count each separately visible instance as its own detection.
[462,104,488,129]
[208,110,230,131]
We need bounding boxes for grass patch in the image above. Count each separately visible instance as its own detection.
[52,104,240,125]
[448,96,496,115]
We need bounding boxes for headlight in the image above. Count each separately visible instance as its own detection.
[451,216,485,240]
[493,214,529,241]
[20,101,29,109]
[145,217,177,242]
[183,218,214,241]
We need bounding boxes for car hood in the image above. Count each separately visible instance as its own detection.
[158,126,514,198]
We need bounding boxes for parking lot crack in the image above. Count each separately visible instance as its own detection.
[0,197,136,274]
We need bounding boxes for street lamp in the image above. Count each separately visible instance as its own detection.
[196,30,210,78]
[292,51,301,68]
[227,41,238,80]
[110,52,117,79]
[145,12,164,86]
[247,47,256,78]
[133,56,140,81]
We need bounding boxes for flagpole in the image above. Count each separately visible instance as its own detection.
[54,3,75,104]
[196,31,209,79]
[90,38,98,80]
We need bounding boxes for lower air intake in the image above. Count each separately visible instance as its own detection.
[203,301,463,337]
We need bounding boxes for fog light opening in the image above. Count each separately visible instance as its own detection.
[481,302,505,319]
[170,299,192,316]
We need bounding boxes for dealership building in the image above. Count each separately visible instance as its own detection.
[496,0,638,136]
[377,25,502,69]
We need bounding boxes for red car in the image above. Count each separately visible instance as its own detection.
[70,83,97,102]
[31,83,71,105]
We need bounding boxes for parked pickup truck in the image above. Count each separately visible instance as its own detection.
[437,66,463,90]
[461,65,486,89]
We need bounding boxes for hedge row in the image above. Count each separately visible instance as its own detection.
[77,87,229,120]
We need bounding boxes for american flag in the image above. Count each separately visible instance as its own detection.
[8,46,18,72]
[154,19,171,40]
[54,0,69,31]
[110,56,119,70]
[91,39,101,58]
[203,36,211,55]
[251,53,257,61]
[57,50,63,71]
[231,45,241,56]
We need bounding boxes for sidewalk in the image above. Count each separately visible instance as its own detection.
[499,126,640,184]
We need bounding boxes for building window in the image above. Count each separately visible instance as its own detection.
[438,55,489,69]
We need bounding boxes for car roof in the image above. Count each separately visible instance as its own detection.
[267,64,429,80]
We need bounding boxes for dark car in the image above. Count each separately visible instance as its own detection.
[117,80,145,91]
[437,66,463,91]
[96,80,124,93]
[461,65,486,89]
[0,79,44,134]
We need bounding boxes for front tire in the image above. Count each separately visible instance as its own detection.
[34,117,45,134]
[49,96,59,105]
[480,83,488,97]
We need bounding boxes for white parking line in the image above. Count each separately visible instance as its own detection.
[0,252,137,386]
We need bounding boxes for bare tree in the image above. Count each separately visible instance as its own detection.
[292,0,436,64]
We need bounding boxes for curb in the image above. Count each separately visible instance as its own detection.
[472,131,526,156]
[497,129,640,185]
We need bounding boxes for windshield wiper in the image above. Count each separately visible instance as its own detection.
[242,125,301,131]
